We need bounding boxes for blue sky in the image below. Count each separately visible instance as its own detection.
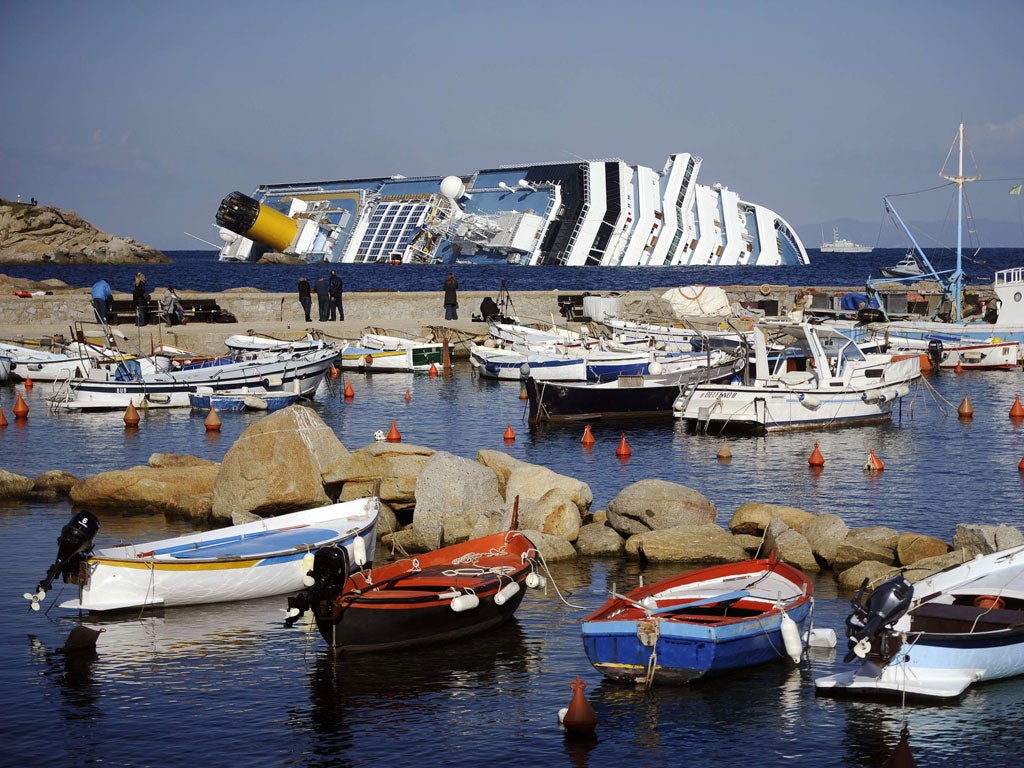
[3,0,1024,250]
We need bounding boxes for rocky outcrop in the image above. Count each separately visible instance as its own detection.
[69,465,217,519]
[0,198,169,264]
[605,479,716,536]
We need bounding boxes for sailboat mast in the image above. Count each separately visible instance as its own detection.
[939,122,981,322]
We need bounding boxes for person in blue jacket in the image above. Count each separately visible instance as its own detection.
[91,279,113,324]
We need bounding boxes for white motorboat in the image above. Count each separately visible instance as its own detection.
[223,332,326,354]
[820,226,873,253]
[879,251,924,279]
[339,331,443,372]
[26,498,379,613]
[46,345,339,411]
[675,322,921,434]
[884,334,1020,371]
[469,343,587,382]
[815,545,1024,700]
[0,341,97,382]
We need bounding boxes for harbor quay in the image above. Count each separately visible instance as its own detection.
[0,281,986,357]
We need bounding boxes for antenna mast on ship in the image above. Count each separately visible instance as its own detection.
[939,121,981,323]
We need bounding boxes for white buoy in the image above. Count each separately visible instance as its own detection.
[450,592,480,612]
[301,552,316,586]
[780,613,803,663]
[494,582,520,606]
[352,536,367,568]
[526,572,546,589]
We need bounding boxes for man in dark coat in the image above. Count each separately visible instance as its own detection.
[328,270,344,321]
[314,276,330,322]
[444,273,459,320]
[297,277,312,322]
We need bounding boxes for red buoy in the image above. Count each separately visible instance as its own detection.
[0,408,7,427]
[24,377,34,391]
[204,406,221,431]
[330,364,340,379]
[428,362,438,377]
[581,424,596,446]
[615,434,631,457]
[864,449,884,472]
[519,385,529,401]
[1010,395,1024,419]
[504,423,516,441]
[884,723,917,768]
[958,393,974,419]
[808,442,825,467]
[123,400,140,427]
[12,391,29,418]
[344,380,355,399]
[386,420,401,442]
[717,438,732,461]
[404,389,411,402]
[954,359,964,374]
[560,675,597,734]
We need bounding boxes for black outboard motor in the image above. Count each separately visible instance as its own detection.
[927,339,944,371]
[844,576,914,662]
[37,510,100,595]
[284,546,350,628]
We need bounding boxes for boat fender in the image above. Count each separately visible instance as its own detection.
[780,613,803,663]
[494,581,520,606]
[526,572,546,590]
[799,393,822,409]
[352,536,367,568]
[862,390,881,403]
[450,592,480,613]
[301,552,315,587]
[973,595,1005,610]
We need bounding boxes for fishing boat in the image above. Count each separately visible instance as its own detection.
[525,350,745,423]
[675,322,920,434]
[885,334,1020,371]
[46,345,338,411]
[223,332,326,354]
[469,343,587,381]
[581,555,814,685]
[815,544,1024,700]
[820,226,873,253]
[25,498,380,613]
[0,340,97,381]
[879,251,924,279]
[284,530,543,655]
[339,331,443,372]
[188,385,301,412]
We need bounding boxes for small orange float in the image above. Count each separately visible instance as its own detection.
[386,421,401,442]
[13,391,29,418]
[615,434,631,457]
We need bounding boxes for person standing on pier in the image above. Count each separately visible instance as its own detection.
[329,270,344,321]
[443,273,459,321]
[297,277,312,322]
[132,272,149,326]
[315,276,330,322]
[91,278,113,325]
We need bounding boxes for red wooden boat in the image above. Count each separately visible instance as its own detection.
[285,531,542,655]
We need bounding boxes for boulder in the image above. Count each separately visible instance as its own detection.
[504,463,592,513]
[520,529,577,562]
[411,452,505,549]
[952,523,1024,556]
[29,470,79,501]
[896,532,950,566]
[476,449,525,497]
[625,524,749,564]
[763,518,820,572]
[836,560,899,591]
[901,550,973,583]
[211,406,347,523]
[606,479,715,537]
[728,502,815,536]
[0,468,34,499]
[326,441,434,510]
[70,465,218,519]
[149,453,218,468]
[576,522,626,557]
[802,513,849,566]
[517,488,582,542]
[833,538,896,573]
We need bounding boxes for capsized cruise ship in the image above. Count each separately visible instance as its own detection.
[213,153,810,267]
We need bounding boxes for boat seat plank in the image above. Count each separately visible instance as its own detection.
[169,527,337,559]
[911,601,1024,632]
[650,589,750,615]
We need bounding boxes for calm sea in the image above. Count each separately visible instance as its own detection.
[3,252,1024,766]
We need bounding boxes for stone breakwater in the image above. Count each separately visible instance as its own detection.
[3,406,1019,595]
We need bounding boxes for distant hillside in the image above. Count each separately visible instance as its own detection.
[802,218,1024,249]
[0,198,169,264]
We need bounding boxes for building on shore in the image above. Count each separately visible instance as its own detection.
[214,153,809,268]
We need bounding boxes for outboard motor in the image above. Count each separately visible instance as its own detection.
[927,339,944,371]
[38,510,100,594]
[284,545,350,628]
[844,576,913,662]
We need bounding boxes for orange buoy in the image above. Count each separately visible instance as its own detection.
[864,449,884,472]
[808,442,825,468]
[885,724,917,768]
[954,359,964,374]
[1010,395,1024,419]
[404,389,411,402]
[24,377,33,390]
[386,420,401,442]
[12,391,29,418]
[717,438,732,461]
[428,362,438,377]
[123,400,140,427]
[560,675,597,734]
[973,594,1005,610]
[330,364,340,379]
[519,385,529,400]
[581,425,596,446]
[504,423,516,441]
[0,408,7,427]
[615,434,631,457]
[957,393,974,419]
[204,405,221,431]
[344,380,355,399]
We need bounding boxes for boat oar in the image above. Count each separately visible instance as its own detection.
[648,590,751,616]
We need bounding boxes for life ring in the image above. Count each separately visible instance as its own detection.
[973,594,1005,610]
[759,283,772,296]
[365,354,374,366]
